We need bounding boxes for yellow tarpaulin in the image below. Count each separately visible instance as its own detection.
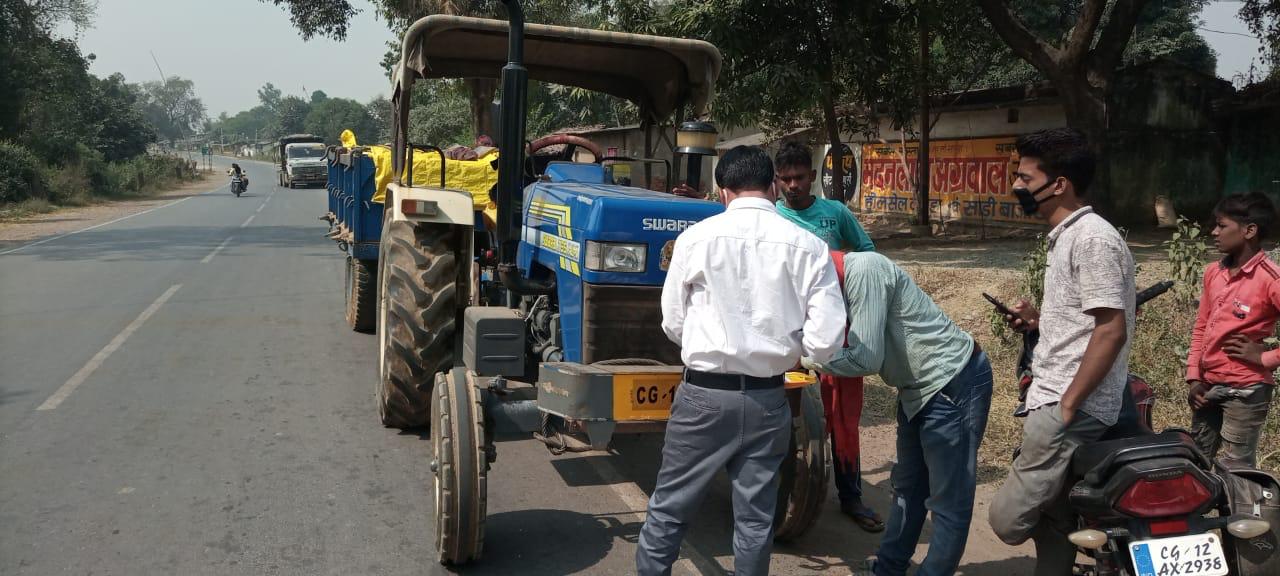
[341,130,498,226]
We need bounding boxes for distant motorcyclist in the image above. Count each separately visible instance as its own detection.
[228,163,248,194]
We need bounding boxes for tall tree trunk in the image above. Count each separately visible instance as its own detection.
[1057,73,1111,212]
[821,93,845,203]
[467,78,496,140]
[916,0,932,233]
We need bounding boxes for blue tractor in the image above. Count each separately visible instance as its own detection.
[376,4,830,564]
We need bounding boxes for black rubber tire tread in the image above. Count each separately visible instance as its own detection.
[345,256,377,333]
[433,368,487,565]
[774,384,831,541]
[376,219,459,429]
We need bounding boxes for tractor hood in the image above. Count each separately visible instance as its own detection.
[519,181,723,286]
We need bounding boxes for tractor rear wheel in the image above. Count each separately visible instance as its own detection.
[774,383,830,541]
[375,218,460,428]
[345,256,376,333]
[432,368,488,565]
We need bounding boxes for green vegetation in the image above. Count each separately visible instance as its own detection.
[0,0,205,211]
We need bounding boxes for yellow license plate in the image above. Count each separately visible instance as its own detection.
[613,373,682,421]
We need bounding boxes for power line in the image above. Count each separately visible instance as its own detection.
[1197,26,1261,39]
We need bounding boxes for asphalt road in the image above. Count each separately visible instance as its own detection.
[0,158,1032,575]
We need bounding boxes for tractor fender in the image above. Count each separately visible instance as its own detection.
[386,183,476,227]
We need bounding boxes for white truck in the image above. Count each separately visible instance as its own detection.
[277,134,328,189]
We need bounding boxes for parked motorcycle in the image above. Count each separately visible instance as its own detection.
[1000,280,1278,576]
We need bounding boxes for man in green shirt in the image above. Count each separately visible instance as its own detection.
[774,141,875,252]
[775,141,881,531]
[804,251,993,576]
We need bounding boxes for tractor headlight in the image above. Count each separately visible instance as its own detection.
[586,241,647,273]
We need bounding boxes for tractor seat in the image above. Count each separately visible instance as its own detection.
[1070,429,1201,481]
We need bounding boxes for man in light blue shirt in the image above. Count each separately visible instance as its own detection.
[804,251,993,576]
[774,141,875,252]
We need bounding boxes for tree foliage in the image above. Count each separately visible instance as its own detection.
[305,96,378,144]
[136,77,207,145]
[259,0,357,40]
[1239,0,1280,73]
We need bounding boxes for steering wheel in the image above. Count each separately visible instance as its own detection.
[525,134,604,178]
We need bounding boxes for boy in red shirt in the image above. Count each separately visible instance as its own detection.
[1186,192,1280,467]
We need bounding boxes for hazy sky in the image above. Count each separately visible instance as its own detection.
[72,0,394,117]
[69,1,1269,119]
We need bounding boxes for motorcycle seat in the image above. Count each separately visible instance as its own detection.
[1071,429,1203,482]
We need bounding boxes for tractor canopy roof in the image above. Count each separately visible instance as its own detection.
[394,15,721,122]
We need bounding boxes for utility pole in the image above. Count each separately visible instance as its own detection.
[914,0,933,236]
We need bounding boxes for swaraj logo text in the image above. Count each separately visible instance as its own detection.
[641,218,698,232]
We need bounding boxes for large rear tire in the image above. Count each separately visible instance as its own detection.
[432,368,487,565]
[345,256,376,333]
[375,218,460,428]
[774,383,830,541]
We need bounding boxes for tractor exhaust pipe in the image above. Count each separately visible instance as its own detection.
[494,0,551,296]
[493,0,553,296]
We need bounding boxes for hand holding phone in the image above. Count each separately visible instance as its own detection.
[983,292,1015,316]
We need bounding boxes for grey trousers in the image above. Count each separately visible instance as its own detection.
[636,382,791,576]
[989,405,1109,576]
[1191,383,1274,467]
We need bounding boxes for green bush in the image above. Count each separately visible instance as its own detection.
[0,141,49,203]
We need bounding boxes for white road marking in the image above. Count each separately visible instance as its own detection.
[37,284,182,411]
[201,236,234,264]
[0,196,193,256]
[588,457,723,575]
[256,202,266,213]
[240,214,255,228]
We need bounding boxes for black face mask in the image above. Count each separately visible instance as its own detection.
[1012,180,1056,216]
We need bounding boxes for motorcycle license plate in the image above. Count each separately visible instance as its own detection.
[1128,533,1228,576]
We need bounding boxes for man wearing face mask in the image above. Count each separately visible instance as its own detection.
[988,128,1135,575]
[638,145,846,576]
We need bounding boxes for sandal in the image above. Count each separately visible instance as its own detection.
[842,501,886,533]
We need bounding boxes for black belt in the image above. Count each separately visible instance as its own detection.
[685,369,784,390]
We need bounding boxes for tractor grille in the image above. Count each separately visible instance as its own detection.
[581,283,681,365]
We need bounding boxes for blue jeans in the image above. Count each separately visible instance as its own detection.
[875,351,993,576]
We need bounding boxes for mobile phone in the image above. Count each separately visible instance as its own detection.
[983,292,1015,317]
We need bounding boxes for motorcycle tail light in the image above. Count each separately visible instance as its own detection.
[1116,472,1212,518]
[1148,517,1189,536]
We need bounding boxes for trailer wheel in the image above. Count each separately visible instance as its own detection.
[774,383,830,541]
[432,368,487,565]
[345,256,376,333]
[375,218,460,428]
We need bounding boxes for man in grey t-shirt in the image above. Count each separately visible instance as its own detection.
[988,129,1135,575]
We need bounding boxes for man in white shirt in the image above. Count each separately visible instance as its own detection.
[636,146,847,576]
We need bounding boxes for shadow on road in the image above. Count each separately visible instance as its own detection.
[444,508,628,575]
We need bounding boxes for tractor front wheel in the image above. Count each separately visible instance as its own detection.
[774,383,830,541]
[432,368,488,565]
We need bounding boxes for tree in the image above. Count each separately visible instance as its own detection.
[259,0,357,40]
[1239,0,1280,73]
[257,82,282,113]
[85,73,156,161]
[663,1,903,203]
[304,96,377,144]
[365,95,393,143]
[406,80,473,146]
[976,0,1164,208]
[310,89,328,104]
[138,76,207,145]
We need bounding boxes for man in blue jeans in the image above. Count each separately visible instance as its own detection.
[804,251,993,576]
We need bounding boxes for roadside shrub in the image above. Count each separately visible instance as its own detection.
[0,141,49,203]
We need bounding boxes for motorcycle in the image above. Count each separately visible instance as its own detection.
[1003,280,1278,576]
[228,170,247,197]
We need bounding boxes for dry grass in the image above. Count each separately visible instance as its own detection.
[865,245,1280,483]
